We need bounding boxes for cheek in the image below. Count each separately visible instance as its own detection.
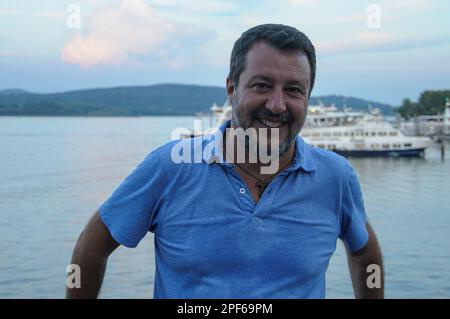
[236,98,262,119]
[288,103,307,123]
[235,104,251,121]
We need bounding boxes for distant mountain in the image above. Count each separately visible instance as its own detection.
[0,88,29,95]
[0,84,394,116]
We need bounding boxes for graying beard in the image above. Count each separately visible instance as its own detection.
[231,100,298,156]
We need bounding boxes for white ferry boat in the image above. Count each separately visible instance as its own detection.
[191,101,432,157]
[301,105,431,157]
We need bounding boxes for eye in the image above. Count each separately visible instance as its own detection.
[252,83,271,91]
[287,87,304,96]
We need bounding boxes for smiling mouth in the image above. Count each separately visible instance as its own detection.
[256,117,286,128]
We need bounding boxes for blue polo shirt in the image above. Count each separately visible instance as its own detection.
[99,120,368,298]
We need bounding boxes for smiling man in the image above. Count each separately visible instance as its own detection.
[67,24,384,299]
[226,38,312,200]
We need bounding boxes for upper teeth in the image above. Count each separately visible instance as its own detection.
[261,119,283,128]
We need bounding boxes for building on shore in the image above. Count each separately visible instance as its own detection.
[398,99,450,140]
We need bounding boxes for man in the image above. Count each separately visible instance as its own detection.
[66,24,384,299]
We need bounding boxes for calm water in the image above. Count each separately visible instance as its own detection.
[0,116,449,299]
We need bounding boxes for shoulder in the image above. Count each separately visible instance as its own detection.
[142,136,211,171]
[142,139,180,165]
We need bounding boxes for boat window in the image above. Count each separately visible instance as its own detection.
[382,143,390,149]
[404,143,412,147]
[344,132,349,136]
[302,133,309,137]
[371,132,376,136]
[323,132,331,137]
[312,132,320,137]
[389,132,398,136]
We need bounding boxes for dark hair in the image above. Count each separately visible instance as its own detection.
[228,24,316,97]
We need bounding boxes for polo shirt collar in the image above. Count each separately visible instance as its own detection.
[290,135,317,173]
[202,121,230,166]
[204,120,317,173]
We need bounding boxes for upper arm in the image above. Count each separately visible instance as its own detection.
[345,222,384,298]
[75,211,120,258]
[346,222,381,259]
[339,165,369,251]
[97,145,172,247]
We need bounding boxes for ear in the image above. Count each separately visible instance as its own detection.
[226,77,235,101]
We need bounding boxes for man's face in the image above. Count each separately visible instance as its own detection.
[227,41,311,157]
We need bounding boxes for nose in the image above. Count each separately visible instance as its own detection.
[264,88,287,114]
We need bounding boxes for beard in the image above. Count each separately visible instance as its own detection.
[231,97,303,157]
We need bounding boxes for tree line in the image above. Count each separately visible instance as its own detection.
[396,90,450,119]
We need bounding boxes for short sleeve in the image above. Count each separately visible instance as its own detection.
[339,165,369,251]
[99,148,167,248]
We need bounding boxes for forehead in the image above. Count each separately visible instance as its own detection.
[240,41,311,84]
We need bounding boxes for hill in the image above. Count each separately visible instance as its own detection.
[0,84,394,116]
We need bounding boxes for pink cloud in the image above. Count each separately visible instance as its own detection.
[317,31,450,55]
[61,0,209,67]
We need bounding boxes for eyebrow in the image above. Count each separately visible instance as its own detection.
[247,75,308,89]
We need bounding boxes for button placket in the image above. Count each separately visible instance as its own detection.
[253,174,284,218]
[223,166,255,213]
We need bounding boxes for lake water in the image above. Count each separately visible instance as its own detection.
[0,116,449,299]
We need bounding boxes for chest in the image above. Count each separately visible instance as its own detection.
[153,167,341,278]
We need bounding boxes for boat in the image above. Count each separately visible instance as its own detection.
[301,105,431,157]
[186,101,432,157]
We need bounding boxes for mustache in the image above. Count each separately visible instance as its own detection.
[253,109,292,123]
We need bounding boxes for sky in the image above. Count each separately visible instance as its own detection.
[0,0,449,105]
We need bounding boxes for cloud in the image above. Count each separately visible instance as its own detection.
[317,31,450,55]
[0,50,16,56]
[387,0,431,10]
[0,9,18,15]
[287,0,320,5]
[151,0,241,15]
[61,0,214,67]
[32,11,65,19]
[334,12,397,24]
[318,31,393,54]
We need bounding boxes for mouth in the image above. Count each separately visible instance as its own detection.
[256,117,286,129]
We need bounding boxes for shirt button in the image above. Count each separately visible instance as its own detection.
[239,188,246,194]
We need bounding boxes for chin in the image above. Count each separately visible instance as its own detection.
[257,137,293,157]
